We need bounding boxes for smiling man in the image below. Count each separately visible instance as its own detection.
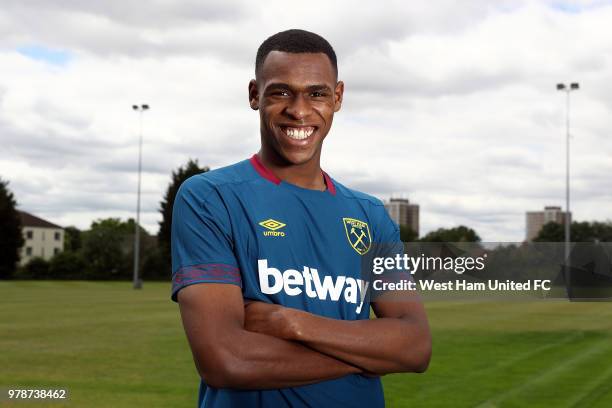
[171,29,431,408]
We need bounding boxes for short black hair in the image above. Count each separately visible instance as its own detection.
[255,29,337,78]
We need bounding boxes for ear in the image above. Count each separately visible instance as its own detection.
[248,79,259,110]
[333,81,344,112]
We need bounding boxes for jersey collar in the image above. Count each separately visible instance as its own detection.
[249,154,336,195]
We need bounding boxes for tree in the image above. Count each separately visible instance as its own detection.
[63,226,82,252]
[158,159,209,266]
[534,221,612,242]
[399,225,418,242]
[533,221,564,242]
[572,221,612,242]
[82,218,147,279]
[141,246,168,280]
[0,178,25,279]
[420,226,481,242]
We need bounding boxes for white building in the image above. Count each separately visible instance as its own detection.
[19,211,64,265]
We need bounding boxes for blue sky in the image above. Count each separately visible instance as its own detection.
[17,45,72,65]
[550,0,612,13]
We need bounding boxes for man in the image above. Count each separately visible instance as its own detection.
[171,29,431,408]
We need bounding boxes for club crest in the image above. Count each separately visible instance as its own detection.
[342,218,372,255]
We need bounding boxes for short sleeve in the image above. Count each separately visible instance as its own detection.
[375,208,406,268]
[372,200,402,249]
[371,206,413,299]
[170,176,242,302]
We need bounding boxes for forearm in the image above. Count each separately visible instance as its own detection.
[178,284,363,390]
[198,327,362,389]
[287,309,430,375]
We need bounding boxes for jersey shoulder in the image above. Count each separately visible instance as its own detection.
[332,178,386,208]
[179,159,257,196]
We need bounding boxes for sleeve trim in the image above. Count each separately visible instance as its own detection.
[171,263,242,302]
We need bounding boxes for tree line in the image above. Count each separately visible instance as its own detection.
[0,159,208,280]
[401,221,612,244]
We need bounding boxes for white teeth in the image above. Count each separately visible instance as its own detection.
[285,127,314,140]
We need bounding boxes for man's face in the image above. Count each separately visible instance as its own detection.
[249,51,344,165]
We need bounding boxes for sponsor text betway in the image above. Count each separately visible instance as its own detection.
[258,259,369,313]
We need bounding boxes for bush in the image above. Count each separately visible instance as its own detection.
[141,247,171,281]
[18,257,51,279]
[49,251,87,280]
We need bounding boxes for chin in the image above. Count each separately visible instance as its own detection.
[279,149,316,165]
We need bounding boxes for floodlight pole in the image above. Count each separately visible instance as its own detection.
[556,82,579,296]
[132,104,150,289]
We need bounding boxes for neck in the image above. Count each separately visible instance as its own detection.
[258,149,326,191]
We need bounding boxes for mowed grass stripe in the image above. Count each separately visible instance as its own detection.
[475,332,612,407]
[2,281,612,407]
[566,362,612,408]
[383,331,608,408]
[393,329,584,401]
[383,300,612,408]
[0,281,196,408]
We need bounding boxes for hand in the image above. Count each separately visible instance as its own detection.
[244,301,300,340]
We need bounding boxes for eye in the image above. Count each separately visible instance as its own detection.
[272,90,290,97]
[311,91,327,97]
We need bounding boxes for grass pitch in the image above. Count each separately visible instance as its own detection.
[1,281,611,407]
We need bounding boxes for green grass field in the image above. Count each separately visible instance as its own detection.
[1,281,611,407]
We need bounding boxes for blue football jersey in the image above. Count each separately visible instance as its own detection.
[171,154,400,408]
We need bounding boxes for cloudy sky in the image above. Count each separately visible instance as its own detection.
[1,0,611,241]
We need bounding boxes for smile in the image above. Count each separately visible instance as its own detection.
[282,126,315,140]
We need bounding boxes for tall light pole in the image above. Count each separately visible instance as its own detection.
[132,104,149,289]
[556,82,578,294]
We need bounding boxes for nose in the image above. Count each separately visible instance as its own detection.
[284,94,311,120]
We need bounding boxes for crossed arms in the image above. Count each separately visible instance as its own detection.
[178,282,431,389]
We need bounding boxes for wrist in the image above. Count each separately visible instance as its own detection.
[282,307,308,341]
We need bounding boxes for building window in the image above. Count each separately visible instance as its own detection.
[42,231,45,241]
[26,230,33,239]
[54,232,61,241]
[26,247,32,256]
[54,248,60,255]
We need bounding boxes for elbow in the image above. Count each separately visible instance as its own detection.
[195,347,254,389]
[194,355,230,389]
[412,342,431,373]
[199,365,233,389]
[400,329,432,374]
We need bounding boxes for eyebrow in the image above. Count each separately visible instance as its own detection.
[265,82,333,92]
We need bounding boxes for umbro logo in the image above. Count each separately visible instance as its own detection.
[259,219,287,237]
